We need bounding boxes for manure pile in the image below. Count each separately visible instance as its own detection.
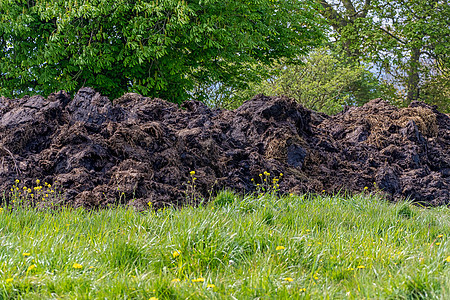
[0,87,448,208]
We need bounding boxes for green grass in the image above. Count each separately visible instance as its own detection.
[0,191,449,299]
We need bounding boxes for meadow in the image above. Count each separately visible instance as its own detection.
[0,191,449,299]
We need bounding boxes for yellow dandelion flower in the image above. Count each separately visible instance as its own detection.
[27,188,32,193]
[313,275,318,280]
[363,186,368,190]
[23,186,27,190]
[171,278,180,283]
[15,179,19,184]
[436,242,441,246]
[5,278,13,283]
[88,266,94,269]
[357,265,365,269]
[207,284,215,288]
[172,250,180,258]
[279,173,283,176]
[300,288,306,292]
[190,171,195,175]
[0,208,3,213]
[27,264,36,272]
[437,235,443,238]
[72,263,83,269]
[347,268,354,271]
[149,297,158,300]
[23,252,31,257]
[289,193,293,196]
[192,277,205,283]
[36,179,40,185]
[284,277,294,282]
[445,256,450,262]
[276,246,285,251]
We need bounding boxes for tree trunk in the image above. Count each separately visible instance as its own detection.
[406,48,420,103]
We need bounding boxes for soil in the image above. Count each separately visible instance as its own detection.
[0,87,448,209]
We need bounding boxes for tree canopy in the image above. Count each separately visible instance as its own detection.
[0,0,324,102]
[317,0,450,109]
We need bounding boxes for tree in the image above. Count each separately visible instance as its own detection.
[317,0,450,108]
[0,0,324,102]
[229,47,396,114]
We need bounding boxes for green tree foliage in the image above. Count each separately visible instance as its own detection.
[317,0,450,109]
[0,0,324,102]
[230,47,396,114]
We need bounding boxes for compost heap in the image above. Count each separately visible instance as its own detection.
[0,87,448,209]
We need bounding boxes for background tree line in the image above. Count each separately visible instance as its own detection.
[1,0,449,113]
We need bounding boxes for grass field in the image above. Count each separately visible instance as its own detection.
[0,191,449,299]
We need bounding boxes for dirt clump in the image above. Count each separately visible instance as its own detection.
[0,88,448,208]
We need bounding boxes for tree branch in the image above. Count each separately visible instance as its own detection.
[318,0,348,30]
[341,0,356,15]
[359,0,371,18]
[379,26,407,45]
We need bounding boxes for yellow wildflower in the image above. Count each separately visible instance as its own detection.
[5,278,13,283]
[15,179,19,184]
[72,263,83,269]
[284,277,294,282]
[437,235,443,238]
[171,278,180,283]
[23,252,31,257]
[445,256,450,262]
[300,288,306,292]
[27,264,36,272]
[36,179,40,185]
[149,298,158,300]
[357,265,365,269]
[190,171,195,175]
[172,250,180,258]
[192,277,205,283]
[436,242,441,246]
[276,246,285,251]
[207,284,215,288]
[364,186,368,190]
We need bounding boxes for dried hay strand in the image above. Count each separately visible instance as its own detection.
[394,107,438,137]
[361,106,437,147]
[265,138,287,161]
